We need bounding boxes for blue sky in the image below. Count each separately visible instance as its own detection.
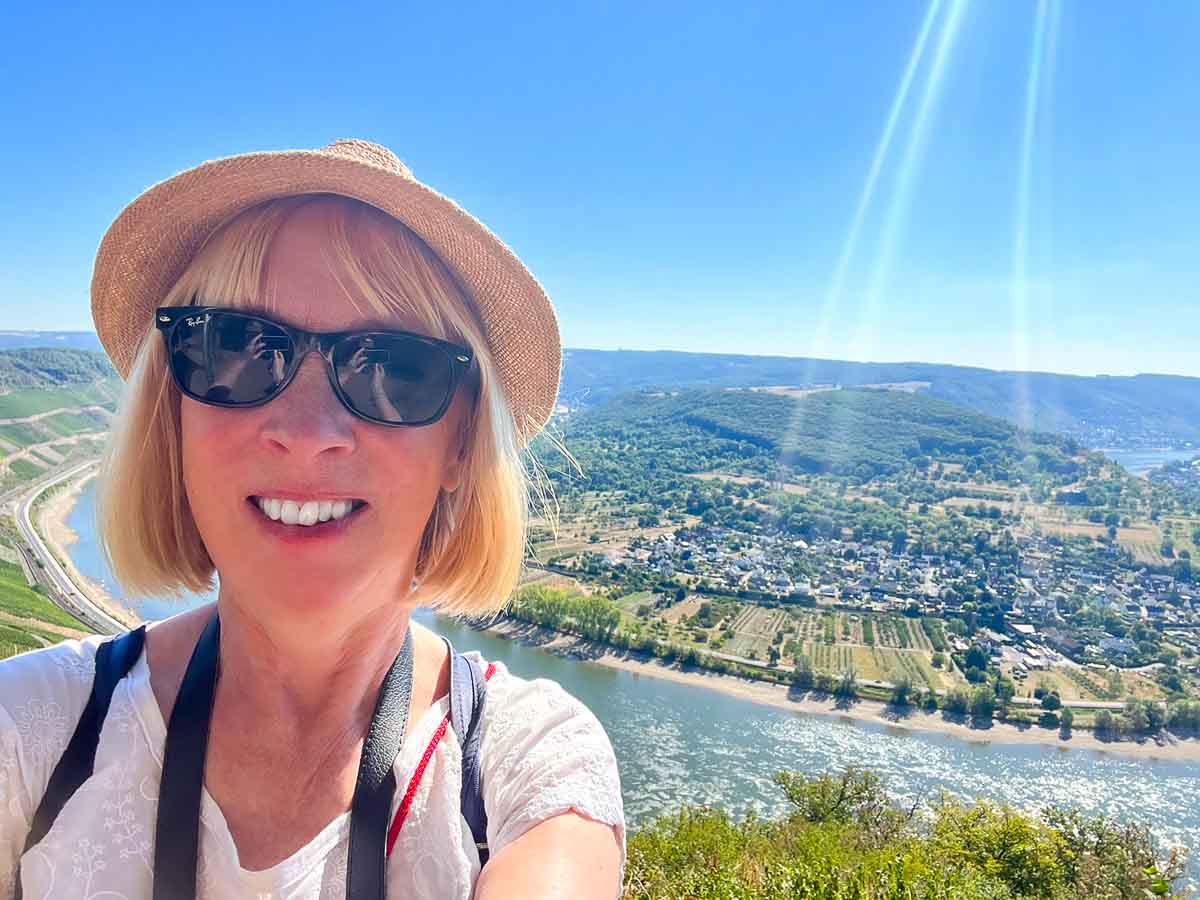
[1,1,1197,377]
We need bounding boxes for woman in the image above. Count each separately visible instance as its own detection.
[0,139,625,898]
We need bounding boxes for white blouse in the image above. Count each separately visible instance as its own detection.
[0,629,626,899]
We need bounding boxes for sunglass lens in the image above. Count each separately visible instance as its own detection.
[167,312,294,405]
[333,335,454,424]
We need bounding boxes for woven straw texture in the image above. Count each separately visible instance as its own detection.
[91,139,560,446]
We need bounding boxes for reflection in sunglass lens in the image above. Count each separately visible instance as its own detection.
[333,334,453,424]
[167,312,295,404]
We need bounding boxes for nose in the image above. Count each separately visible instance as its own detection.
[257,350,356,458]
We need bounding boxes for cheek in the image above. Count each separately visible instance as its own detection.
[179,401,249,529]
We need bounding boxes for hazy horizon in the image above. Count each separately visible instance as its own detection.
[1,326,1197,382]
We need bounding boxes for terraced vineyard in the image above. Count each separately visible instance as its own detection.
[0,377,120,493]
[0,559,90,659]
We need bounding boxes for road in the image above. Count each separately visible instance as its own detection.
[13,459,129,635]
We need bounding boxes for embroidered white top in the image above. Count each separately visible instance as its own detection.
[0,631,626,899]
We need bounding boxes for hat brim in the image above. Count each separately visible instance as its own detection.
[91,147,560,446]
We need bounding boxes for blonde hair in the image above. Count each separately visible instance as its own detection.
[96,194,553,616]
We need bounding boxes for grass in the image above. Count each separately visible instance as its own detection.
[0,423,42,447]
[0,622,43,658]
[0,382,116,419]
[0,561,89,630]
[8,458,44,479]
[40,410,107,437]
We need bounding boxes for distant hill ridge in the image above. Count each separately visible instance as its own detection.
[0,332,103,354]
[3,335,1197,449]
[560,349,1200,449]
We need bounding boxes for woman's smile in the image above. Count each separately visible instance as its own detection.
[245,494,370,542]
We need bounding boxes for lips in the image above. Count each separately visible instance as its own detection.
[250,495,366,525]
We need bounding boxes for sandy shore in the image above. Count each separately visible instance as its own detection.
[485,619,1200,764]
[35,468,141,630]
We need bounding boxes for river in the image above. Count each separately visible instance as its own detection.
[64,479,1199,874]
[1102,447,1198,476]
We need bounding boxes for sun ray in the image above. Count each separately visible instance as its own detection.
[1012,0,1056,440]
[851,0,969,367]
[772,0,947,489]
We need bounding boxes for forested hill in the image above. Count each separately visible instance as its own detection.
[552,386,1082,486]
[0,348,116,390]
[559,348,1200,449]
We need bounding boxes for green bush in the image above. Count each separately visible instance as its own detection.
[623,768,1188,899]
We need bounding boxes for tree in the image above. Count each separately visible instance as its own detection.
[965,645,989,671]
[792,654,815,691]
[1040,692,1062,712]
[891,673,914,707]
[1059,707,1074,734]
[970,686,997,721]
[944,687,971,715]
[773,767,899,840]
[836,668,858,699]
[1124,700,1149,735]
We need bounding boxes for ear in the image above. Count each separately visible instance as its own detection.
[440,452,465,493]
[440,378,476,494]
[439,416,470,494]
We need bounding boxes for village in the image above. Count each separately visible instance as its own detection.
[569,521,1200,690]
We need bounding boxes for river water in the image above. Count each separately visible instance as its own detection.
[1103,447,1198,476]
[64,480,1199,873]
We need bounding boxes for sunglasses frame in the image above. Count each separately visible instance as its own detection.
[155,304,475,427]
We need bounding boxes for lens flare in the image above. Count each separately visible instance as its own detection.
[1012,0,1057,437]
[777,0,968,488]
[774,0,948,487]
[852,0,968,366]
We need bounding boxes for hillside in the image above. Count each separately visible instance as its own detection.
[559,348,1200,450]
[0,349,120,495]
[0,348,116,391]
[552,386,1083,488]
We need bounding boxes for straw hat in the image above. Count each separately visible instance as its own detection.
[91,138,560,446]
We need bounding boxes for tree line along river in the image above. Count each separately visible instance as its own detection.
[61,478,1200,879]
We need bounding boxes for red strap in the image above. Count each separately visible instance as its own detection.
[386,662,496,858]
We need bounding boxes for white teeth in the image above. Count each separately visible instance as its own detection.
[254,496,358,527]
[298,501,320,526]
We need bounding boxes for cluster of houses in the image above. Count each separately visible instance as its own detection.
[602,524,1199,668]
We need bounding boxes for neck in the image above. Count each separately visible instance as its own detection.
[214,591,414,729]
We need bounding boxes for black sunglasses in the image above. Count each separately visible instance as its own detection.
[155,305,474,427]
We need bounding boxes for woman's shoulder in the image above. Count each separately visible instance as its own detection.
[464,652,606,739]
[460,651,626,860]
[0,632,107,711]
[0,633,109,794]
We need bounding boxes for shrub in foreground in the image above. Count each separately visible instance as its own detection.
[622,767,1188,900]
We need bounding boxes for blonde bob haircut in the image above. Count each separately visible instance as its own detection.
[96,193,554,616]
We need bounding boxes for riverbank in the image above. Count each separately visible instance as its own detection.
[482,618,1200,763]
[35,468,140,630]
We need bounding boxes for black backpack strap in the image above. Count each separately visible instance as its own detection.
[443,638,490,866]
[16,626,147,899]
